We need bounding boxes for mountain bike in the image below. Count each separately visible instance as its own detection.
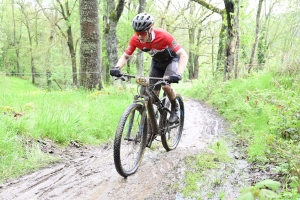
[113,74,185,178]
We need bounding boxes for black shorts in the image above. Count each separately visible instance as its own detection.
[149,56,180,90]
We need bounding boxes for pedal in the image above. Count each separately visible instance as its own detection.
[146,134,157,148]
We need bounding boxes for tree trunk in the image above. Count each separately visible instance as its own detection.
[234,0,240,78]
[257,0,276,67]
[79,0,102,90]
[27,29,35,84]
[191,0,237,81]
[248,0,263,74]
[223,0,236,81]
[11,0,21,77]
[194,55,199,79]
[188,52,195,79]
[136,50,144,76]
[191,0,227,77]
[188,3,195,80]
[188,1,203,80]
[194,20,203,79]
[19,3,36,84]
[56,0,78,87]
[37,1,57,87]
[216,18,226,73]
[67,26,78,87]
[103,0,125,77]
[30,56,35,84]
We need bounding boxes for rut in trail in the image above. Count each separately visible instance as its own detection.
[0,99,247,200]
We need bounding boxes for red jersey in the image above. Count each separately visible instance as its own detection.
[124,28,182,62]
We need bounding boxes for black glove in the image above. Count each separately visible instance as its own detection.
[110,67,121,77]
[169,74,182,83]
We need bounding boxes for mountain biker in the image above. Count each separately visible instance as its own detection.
[110,13,188,123]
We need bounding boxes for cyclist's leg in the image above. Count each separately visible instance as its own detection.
[149,59,165,97]
[162,57,180,123]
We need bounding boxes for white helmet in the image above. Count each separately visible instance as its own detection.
[132,13,154,32]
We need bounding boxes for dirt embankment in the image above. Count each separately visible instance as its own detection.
[1,99,273,200]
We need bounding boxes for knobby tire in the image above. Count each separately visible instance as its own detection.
[113,103,147,177]
[161,94,184,151]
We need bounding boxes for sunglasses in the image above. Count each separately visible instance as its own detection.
[135,31,148,37]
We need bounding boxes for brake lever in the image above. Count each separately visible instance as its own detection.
[114,74,128,82]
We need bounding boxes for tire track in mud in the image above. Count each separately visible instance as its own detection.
[0,99,239,200]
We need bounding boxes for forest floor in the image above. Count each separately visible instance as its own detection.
[0,99,277,200]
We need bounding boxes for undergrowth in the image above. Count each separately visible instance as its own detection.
[0,76,134,182]
[181,141,231,199]
[177,67,300,199]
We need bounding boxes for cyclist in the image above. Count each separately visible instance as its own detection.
[110,13,188,123]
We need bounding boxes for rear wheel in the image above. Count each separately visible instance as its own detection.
[161,94,184,151]
[113,103,147,177]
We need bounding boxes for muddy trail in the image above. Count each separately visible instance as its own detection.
[0,99,275,200]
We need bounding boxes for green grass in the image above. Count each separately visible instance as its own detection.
[0,76,134,182]
[176,68,300,199]
[181,141,231,199]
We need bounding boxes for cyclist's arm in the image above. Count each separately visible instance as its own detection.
[116,53,131,69]
[163,31,188,76]
[116,36,137,69]
[176,49,188,76]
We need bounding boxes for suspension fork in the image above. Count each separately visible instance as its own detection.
[125,100,147,140]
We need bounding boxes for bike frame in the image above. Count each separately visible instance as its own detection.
[126,75,170,136]
[145,87,167,135]
[142,84,180,137]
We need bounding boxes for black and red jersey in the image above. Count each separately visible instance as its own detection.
[124,28,182,62]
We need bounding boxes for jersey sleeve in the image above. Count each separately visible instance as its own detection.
[164,31,182,53]
[124,36,137,56]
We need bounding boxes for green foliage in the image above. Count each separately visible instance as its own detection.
[0,76,133,182]
[181,141,231,199]
[178,66,300,198]
[237,179,281,200]
[0,27,6,56]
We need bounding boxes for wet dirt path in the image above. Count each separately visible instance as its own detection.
[0,99,246,200]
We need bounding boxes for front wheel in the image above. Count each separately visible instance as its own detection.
[161,94,184,151]
[113,103,147,177]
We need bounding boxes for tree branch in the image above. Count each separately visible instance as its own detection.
[190,0,224,15]
[56,0,67,20]
[116,0,125,21]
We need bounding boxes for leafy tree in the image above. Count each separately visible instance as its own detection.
[248,0,263,74]
[103,0,125,82]
[54,0,79,86]
[234,0,240,78]
[18,0,38,84]
[191,0,237,80]
[187,1,214,80]
[1,0,24,76]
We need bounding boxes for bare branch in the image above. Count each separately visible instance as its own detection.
[190,0,224,15]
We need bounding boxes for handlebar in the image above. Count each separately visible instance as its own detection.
[115,73,180,86]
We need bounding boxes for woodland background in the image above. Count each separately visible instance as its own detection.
[1,0,299,89]
[1,0,300,199]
